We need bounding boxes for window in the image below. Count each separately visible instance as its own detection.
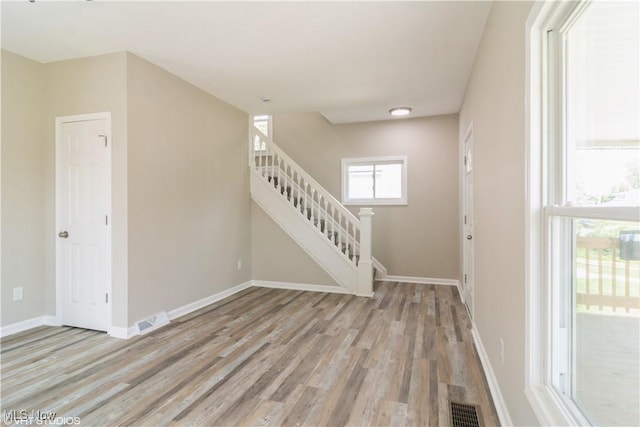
[528,1,639,426]
[341,156,407,205]
[252,115,271,151]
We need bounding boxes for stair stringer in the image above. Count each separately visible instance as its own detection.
[250,170,358,293]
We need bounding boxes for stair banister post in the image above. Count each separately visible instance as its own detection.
[357,207,374,297]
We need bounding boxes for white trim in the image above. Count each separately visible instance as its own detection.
[471,326,514,427]
[252,280,351,295]
[525,384,584,427]
[109,281,254,339]
[545,205,639,222]
[380,275,460,287]
[341,155,408,206]
[0,315,61,337]
[526,2,605,426]
[462,120,475,321]
[167,281,253,320]
[251,171,358,293]
[109,325,138,340]
[526,2,548,425]
[1,316,47,337]
[55,112,113,333]
[372,257,387,280]
[2,280,346,340]
[44,315,61,326]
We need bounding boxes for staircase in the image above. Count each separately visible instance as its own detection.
[249,122,382,296]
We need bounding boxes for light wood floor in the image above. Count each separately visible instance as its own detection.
[0,282,499,426]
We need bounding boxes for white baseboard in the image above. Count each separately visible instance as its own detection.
[43,315,61,326]
[110,281,254,339]
[167,281,253,321]
[109,325,138,339]
[380,275,460,287]
[252,280,351,294]
[372,257,388,279]
[0,313,138,340]
[0,315,63,337]
[0,316,47,337]
[470,326,513,426]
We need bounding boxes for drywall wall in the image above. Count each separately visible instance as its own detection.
[458,1,538,425]
[1,50,46,326]
[271,112,459,280]
[126,54,251,324]
[44,52,129,328]
[251,201,339,287]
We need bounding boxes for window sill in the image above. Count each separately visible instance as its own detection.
[343,199,407,206]
[526,384,591,427]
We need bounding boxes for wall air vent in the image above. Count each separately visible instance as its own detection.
[135,311,169,335]
[450,401,482,427]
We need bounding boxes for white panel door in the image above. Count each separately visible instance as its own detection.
[57,115,110,332]
[463,126,475,319]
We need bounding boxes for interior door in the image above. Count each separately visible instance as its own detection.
[463,126,475,319]
[56,114,111,332]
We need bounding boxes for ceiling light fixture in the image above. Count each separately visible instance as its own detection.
[389,107,412,117]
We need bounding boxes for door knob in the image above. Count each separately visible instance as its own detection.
[466,235,473,240]
[58,231,69,238]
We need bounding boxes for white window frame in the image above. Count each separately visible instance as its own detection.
[252,115,272,152]
[341,156,408,206]
[526,2,640,426]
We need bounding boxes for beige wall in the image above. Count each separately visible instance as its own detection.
[1,50,251,331]
[126,54,251,324]
[1,51,129,328]
[1,50,46,325]
[44,52,129,327]
[271,112,459,280]
[458,2,538,425]
[251,202,338,286]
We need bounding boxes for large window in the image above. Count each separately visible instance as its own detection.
[529,1,639,426]
[341,156,407,205]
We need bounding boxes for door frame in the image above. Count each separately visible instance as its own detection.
[55,112,113,333]
[462,121,475,320]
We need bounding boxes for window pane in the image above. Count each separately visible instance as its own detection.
[253,116,270,138]
[566,1,640,206]
[550,216,640,426]
[253,116,269,151]
[348,165,373,199]
[547,3,640,424]
[573,218,640,426]
[374,163,402,199]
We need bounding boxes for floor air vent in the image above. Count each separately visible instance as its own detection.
[450,401,482,427]
[136,311,169,335]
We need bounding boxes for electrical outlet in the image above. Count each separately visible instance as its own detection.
[13,287,23,301]
[237,260,242,270]
[500,338,505,364]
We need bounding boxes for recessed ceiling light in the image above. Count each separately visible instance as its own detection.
[389,107,412,117]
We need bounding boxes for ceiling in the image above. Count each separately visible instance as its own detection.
[1,1,492,124]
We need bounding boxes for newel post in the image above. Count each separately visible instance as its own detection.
[357,207,374,297]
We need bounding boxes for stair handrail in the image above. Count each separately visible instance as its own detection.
[250,125,361,229]
[249,123,376,296]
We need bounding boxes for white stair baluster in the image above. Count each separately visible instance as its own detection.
[249,121,379,296]
[276,155,280,192]
[320,197,325,234]
[326,201,331,239]
[313,191,318,227]
[340,215,345,254]
[287,167,292,203]
[304,182,309,218]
